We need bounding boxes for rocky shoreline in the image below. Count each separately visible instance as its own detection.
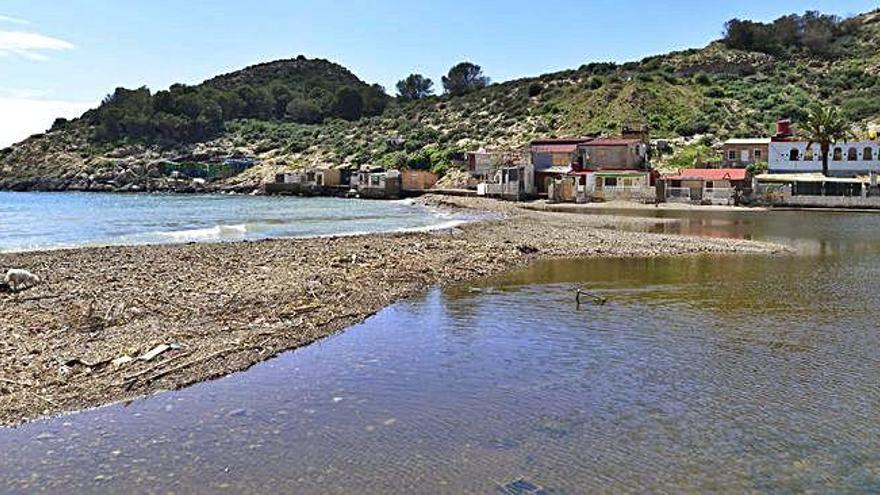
[0,196,789,426]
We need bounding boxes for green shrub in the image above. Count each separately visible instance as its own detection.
[704,86,726,98]
[527,82,544,97]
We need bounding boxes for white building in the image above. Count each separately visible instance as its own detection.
[481,162,536,200]
[769,140,880,176]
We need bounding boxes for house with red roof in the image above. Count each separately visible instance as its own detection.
[661,168,750,205]
[566,138,655,202]
[530,131,655,202]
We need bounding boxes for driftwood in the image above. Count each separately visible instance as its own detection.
[576,288,607,306]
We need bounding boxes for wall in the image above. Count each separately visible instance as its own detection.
[533,152,575,170]
[722,144,768,167]
[769,141,880,175]
[581,144,646,169]
[402,170,438,191]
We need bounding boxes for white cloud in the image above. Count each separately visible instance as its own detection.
[0,15,29,25]
[0,30,74,61]
[0,97,95,148]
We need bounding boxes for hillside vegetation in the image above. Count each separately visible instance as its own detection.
[3,9,880,191]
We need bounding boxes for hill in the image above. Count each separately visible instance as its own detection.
[3,8,880,191]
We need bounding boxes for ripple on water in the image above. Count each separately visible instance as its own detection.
[4,210,880,492]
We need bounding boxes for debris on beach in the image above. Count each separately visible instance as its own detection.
[0,194,787,425]
[3,269,41,293]
[139,343,182,362]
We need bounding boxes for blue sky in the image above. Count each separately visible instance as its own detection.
[0,0,876,146]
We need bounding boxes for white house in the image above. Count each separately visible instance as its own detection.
[769,140,880,176]
[481,162,536,200]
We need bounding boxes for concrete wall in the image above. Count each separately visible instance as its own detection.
[317,169,342,187]
[582,144,646,168]
[533,152,575,170]
[722,144,768,167]
[770,194,880,208]
[769,141,880,175]
[402,170,439,191]
[756,182,880,208]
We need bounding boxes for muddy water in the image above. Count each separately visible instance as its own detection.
[3,209,880,493]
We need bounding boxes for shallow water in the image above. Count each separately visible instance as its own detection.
[0,192,465,252]
[3,209,880,493]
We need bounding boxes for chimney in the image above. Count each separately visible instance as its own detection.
[776,119,793,138]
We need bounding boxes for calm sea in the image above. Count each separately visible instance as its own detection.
[0,192,467,252]
[4,205,880,492]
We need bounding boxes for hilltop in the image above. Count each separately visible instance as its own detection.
[2,9,880,191]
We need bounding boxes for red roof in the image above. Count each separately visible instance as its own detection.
[665,168,748,181]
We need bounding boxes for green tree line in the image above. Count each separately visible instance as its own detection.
[722,11,855,58]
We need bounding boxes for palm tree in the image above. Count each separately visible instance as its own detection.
[801,105,852,177]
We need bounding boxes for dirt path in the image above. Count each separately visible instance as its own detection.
[0,196,788,425]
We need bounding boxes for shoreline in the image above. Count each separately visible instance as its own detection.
[0,194,479,255]
[0,195,789,426]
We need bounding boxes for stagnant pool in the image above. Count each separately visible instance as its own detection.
[3,209,880,493]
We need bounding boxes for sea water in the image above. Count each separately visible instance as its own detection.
[0,192,469,252]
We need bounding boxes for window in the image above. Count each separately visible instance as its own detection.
[604,177,618,187]
[848,148,858,161]
[753,149,763,160]
[789,149,800,161]
[833,147,843,161]
[727,150,737,161]
[705,180,715,190]
[804,148,814,161]
[865,148,874,161]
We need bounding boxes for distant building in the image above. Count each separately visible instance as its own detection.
[466,149,527,182]
[661,168,749,205]
[529,139,590,195]
[571,170,655,203]
[530,138,592,169]
[578,139,649,170]
[479,162,536,200]
[754,172,880,208]
[267,167,347,194]
[768,141,880,176]
[401,169,439,192]
[721,138,770,167]
[354,167,402,199]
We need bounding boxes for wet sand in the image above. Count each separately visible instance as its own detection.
[0,195,788,425]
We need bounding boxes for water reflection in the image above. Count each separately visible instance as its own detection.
[3,209,880,492]
[588,207,880,257]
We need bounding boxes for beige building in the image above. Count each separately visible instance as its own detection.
[401,170,439,191]
[721,138,770,167]
[578,139,649,169]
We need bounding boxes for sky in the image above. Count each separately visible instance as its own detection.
[0,0,877,147]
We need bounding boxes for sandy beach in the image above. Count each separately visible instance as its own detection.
[0,195,789,426]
